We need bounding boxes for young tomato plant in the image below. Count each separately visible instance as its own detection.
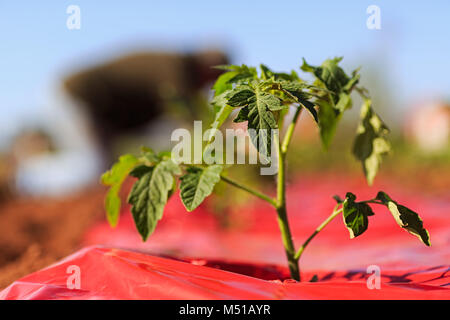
[101,58,430,281]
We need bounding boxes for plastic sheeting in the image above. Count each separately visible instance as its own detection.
[2,174,449,299]
[84,175,450,271]
[1,246,449,300]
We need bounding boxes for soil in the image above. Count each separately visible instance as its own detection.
[0,186,106,289]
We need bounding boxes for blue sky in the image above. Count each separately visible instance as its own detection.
[0,1,449,145]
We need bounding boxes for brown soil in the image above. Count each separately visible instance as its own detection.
[0,186,105,289]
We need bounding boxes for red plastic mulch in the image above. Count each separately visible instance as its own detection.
[1,174,449,299]
[1,246,448,300]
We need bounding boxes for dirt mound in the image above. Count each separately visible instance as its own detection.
[0,187,105,288]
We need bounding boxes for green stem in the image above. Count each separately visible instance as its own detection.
[275,131,300,281]
[220,174,277,207]
[281,107,303,154]
[294,205,343,260]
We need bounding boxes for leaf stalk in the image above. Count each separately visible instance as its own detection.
[295,206,343,260]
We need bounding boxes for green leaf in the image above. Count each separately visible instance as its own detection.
[257,92,286,112]
[376,192,431,246]
[140,147,159,164]
[301,57,359,112]
[260,64,272,80]
[277,81,318,122]
[353,99,391,185]
[157,150,173,160]
[260,64,298,81]
[226,87,255,107]
[302,58,346,91]
[301,58,356,94]
[343,68,361,92]
[229,86,280,158]
[342,192,375,238]
[129,164,153,178]
[333,195,344,204]
[213,71,237,95]
[205,96,233,140]
[127,159,181,240]
[180,165,223,211]
[317,100,341,149]
[335,92,352,113]
[208,85,255,135]
[301,58,360,147]
[204,86,251,159]
[101,154,139,227]
[101,154,138,186]
[203,92,233,162]
[212,104,234,131]
[214,64,257,84]
[104,186,121,226]
[233,106,250,123]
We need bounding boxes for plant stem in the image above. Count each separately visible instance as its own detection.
[294,205,343,260]
[276,205,300,280]
[275,131,300,281]
[281,107,303,154]
[220,174,277,207]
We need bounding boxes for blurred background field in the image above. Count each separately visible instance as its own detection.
[0,1,449,289]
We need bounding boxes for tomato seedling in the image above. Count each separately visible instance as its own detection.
[101,58,430,281]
